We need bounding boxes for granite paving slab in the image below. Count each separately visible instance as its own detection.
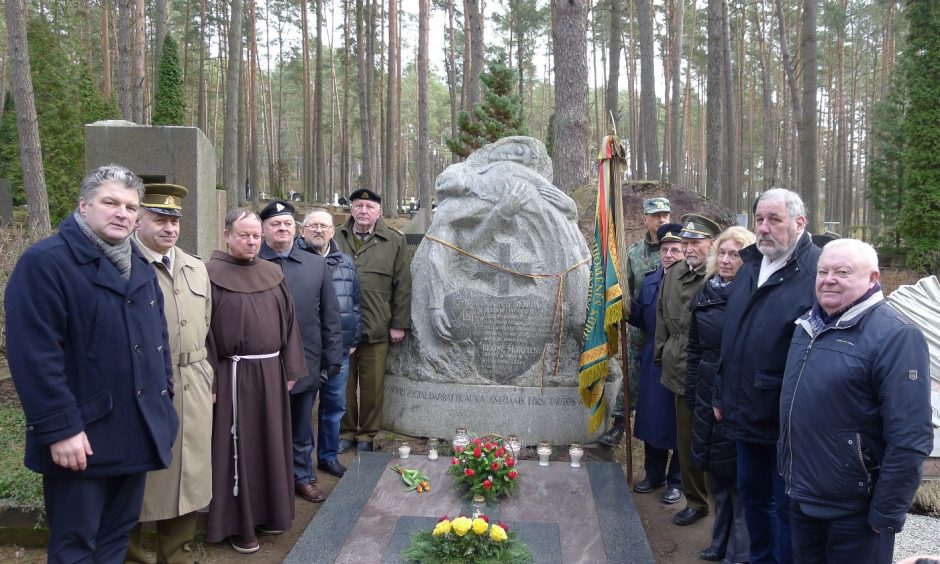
[286,452,654,563]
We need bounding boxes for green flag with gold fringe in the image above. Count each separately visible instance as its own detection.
[578,135,625,433]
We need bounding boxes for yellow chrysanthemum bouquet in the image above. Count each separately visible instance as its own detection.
[401,514,532,563]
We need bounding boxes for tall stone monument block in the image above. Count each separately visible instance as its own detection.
[386,137,621,445]
[84,121,219,257]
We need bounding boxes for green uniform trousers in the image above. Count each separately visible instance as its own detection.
[340,341,389,443]
[125,511,198,564]
[675,393,710,512]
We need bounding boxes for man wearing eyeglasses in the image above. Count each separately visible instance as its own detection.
[334,188,412,453]
[298,208,362,478]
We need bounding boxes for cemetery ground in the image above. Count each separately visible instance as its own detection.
[0,363,937,562]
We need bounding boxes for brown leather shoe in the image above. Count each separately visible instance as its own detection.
[295,481,326,503]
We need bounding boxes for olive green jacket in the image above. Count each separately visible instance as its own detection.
[335,217,412,344]
[654,259,707,395]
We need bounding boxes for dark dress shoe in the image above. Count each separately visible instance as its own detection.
[598,417,626,448]
[661,487,682,504]
[338,439,354,453]
[356,441,373,452]
[699,547,724,561]
[673,506,708,526]
[633,479,666,494]
[318,459,347,477]
[295,482,327,503]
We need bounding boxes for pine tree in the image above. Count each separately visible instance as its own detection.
[446,56,528,158]
[867,89,906,250]
[898,1,940,272]
[153,35,186,126]
[0,19,119,224]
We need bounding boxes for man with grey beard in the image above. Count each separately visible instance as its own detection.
[655,213,721,527]
[714,188,821,564]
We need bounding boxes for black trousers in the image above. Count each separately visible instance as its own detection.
[43,472,146,564]
[790,502,894,564]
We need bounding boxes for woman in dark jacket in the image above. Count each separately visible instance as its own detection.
[686,226,754,563]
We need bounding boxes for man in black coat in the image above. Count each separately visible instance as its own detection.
[5,165,178,562]
[260,200,344,504]
[714,188,821,564]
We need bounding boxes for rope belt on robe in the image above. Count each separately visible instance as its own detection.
[424,234,590,388]
[226,351,280,496]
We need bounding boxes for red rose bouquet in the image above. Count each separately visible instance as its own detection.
[446,434,519,504]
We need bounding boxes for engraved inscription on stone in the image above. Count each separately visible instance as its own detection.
[444,289,552,383]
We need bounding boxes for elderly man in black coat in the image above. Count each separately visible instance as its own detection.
[260,200,344,505]
[5,165,178,563]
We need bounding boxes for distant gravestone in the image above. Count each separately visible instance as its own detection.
[84,121,218,257]
[386,137,621,444]
[0,179,12,227]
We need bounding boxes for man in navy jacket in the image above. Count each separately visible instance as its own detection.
[714,188,821,564]
[5,165,178,562]
[259,200,343,504]
[779,239,932,563]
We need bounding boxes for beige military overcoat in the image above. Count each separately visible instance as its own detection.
[135,243,214,521]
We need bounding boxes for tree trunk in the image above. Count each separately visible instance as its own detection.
[667,0,685,184]
[101,2,112,100]
[752,7,776,190]
[340,0,351,197]
[355,0,373,189]
[800,0,818,231]
[720,0,736,212]
[635,0,659,180]
[196,0,207,132]
[417,0,431,210]
[133,0,145,122]
[118,0,133,119]
[314,0,325,203]
[248,0,260,203]
[223,0,244,206]
[300,0,312,200]
[384,0,399,217]
[464,0,484,114]
[6,0,51,233]
[552,0,590,194]
[706,0,722,203]
[446,0,458,162]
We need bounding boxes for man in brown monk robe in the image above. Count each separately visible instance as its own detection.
[204,208,307,554]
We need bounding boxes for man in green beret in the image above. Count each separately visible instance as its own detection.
[599,196,671,448]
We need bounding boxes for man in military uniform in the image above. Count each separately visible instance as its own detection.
[127,184,213,564]
[335,188,412,452]
[599,196,671,447]
[655,213,721,527]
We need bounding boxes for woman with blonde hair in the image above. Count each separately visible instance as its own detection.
[686,226,755,563]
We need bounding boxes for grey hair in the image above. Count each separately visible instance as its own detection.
[755,187,806,220]
[224,207,261,230]
[77,164,145,204]
[302,207,333,226]
[821,238,879,272]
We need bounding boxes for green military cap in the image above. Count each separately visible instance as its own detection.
[679,213,721,239]
[643,197,671,214]
[142,183,188,217]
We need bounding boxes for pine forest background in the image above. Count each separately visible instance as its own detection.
[0,0,938,272]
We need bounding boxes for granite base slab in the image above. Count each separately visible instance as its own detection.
[285,452,653,563]
[382,374,623,445]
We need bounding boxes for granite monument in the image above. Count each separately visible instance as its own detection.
[386,136,621,444]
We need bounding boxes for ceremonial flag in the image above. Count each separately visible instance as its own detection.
[578,134,626,433]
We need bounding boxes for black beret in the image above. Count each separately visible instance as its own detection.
[259,200,296,222]
[349,188,382,203]
[657,222,684,244]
